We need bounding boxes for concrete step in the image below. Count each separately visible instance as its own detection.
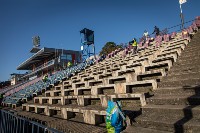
[142,104,200,119]
[147,94,200,105]
[159,78,200,87]
[135,113,200,132]
[172,59,200,67]
[138,69,165,81]
[145,61,171,72]
[185,41,200,46]
[14,109,107,133]
[190,36,200,41]
[162,72,200,82]
[182,47,200,53]
[179,43,200,53]
[177,56,200,63]
[167,66,200,75]
[179,50,200,57]
[152,56,175,64]
[182,44,200,51]
[153,86,200,96]
[122,126,172,133]
[190,39,200,43]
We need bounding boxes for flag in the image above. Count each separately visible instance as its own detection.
[179,0,187,4]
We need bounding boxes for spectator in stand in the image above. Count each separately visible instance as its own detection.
[141,30,149,46]
[129,38,138,54]
[152,26,160,37]
[182,29,189,39]
[67,61,72,68]
[128,41,132,50]
[143,30,149,41]
[42,74,48,82]
[100,54,106,61]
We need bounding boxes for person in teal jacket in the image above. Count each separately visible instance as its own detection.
[106,101,126,133]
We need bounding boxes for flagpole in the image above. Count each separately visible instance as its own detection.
[179,1,185,30]
[180,3,183,13]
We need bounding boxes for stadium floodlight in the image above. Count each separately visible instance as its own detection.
[32,36,40,47]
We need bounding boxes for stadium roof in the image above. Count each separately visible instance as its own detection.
[10,73,24,76]
[30,47,41,53]
[17,47,56,70]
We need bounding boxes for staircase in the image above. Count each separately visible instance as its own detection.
[124,30,200,132]
[3,24,200,133]
[159,31,200,87]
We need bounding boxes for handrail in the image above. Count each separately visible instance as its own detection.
[34,59,55,71]
[0,109,63,133]
[21,59,55,79]
[119,17,197,48]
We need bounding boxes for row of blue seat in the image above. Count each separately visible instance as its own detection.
[2,59,95,105]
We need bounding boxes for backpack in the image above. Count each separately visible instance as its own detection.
[106,101,127,133]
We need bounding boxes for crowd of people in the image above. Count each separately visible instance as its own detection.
[125,26,161,56]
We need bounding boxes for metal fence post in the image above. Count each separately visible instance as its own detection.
[0,111,2,133]
[2,111,6,133]
[6,112,8,133]
[13,116,15,133]
[16,117,19,133]
[37,125,40,133]
[8,113,10,133]
[19,118,22,133]
[12,114,14,133]
[32,123,34,133]
[22,119,25,133]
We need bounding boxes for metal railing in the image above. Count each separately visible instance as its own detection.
[34,59,55,72]
[22,59,55,79]
[118,18,197,48]
[0,110,63,133]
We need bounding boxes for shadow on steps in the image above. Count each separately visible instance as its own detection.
[174,85,200,133]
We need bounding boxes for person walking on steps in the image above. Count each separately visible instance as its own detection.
[143,30,149,41]
[152,26,160,37]
[130,38,138,54]
[106,101,127,133]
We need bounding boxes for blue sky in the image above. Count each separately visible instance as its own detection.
[0,0,199,81]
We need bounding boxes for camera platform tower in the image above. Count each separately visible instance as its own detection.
[80,28,95,62]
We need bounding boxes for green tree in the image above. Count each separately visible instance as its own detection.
[99,42,122,56]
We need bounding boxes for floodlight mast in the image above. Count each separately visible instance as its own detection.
[80,28,95,62]
[32,36,40,48]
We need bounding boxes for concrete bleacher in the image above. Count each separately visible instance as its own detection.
[21,30,190,126]
[2,17,200,132]
[123,23,200,132]
[2,61,93,108]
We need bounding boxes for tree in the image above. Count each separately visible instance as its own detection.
[99,42,122,56]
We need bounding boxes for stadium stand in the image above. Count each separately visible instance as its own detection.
[1,16,200,132]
